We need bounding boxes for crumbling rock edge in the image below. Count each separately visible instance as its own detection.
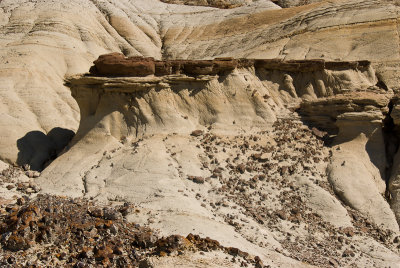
[89,52,372,77]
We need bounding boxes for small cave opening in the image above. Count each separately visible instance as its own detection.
[383,100,400,200]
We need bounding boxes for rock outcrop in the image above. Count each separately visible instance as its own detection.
[272,0,324,8]
[297,90,400,230]
[71,53,378,146]
[2,0,400,266]
[159,0,253,9]
[29,54,400,266]
[90,52,372,77]
[298,91,390,132]
[2,0,400,168]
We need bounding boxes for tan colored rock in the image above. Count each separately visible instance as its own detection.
[2,0,400,266]
[297,89,399,231]
[298,91,390,131]
[293,176,353,228]
[1,0,400,166]
[327,111,399,231]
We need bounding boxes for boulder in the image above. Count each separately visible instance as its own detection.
[91,53,155,77]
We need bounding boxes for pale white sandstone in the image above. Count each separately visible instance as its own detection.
[293,176,353,228]
[0,160,8,173]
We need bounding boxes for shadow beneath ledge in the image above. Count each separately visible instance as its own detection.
[17,127,75,171]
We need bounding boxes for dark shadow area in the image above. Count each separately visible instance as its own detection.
[17,127,75,172]
[376,73,389,91]
[365,130,388,182]
[296,107,338,147]
[382,101,400,199]
[168,80,210,97]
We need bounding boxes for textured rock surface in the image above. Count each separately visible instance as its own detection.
[272,0,324,8]
[31,56,400,266]
[160,0,254,8]
[298,91,400,230]
[90,52,372,77]
[2,0,400,167]
[0,195,266,267]
[2,0,400,266]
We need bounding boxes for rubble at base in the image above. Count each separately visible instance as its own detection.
[0,195,264,268]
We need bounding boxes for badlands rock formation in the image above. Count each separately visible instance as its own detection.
[1,0,400,267]
[2,0,400,168]
[32,53,399,266]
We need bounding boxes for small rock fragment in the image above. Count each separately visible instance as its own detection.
[191,130,204,137]
[188,176,205,184]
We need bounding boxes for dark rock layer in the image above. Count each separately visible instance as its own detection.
[89,53,371,77]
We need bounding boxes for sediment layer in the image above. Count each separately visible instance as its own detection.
[89,52,372,77]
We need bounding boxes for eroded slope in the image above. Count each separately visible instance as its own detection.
[2,0,400,169]
[29,55,400,267]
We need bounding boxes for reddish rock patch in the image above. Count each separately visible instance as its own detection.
[0,195,263,267]
[88,53,370,77]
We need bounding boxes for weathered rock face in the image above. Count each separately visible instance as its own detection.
[159,0,253,9]
[90,53,239,76]
[69,66,280,143]
[91,53,156,77]
[298,91,390,132]
[78,54,379,147]
[90,52,372,78]
[297,90,400,230]
[272,0,324,8]
[31,55,400,267]
[2,0,400,169]
[3,0,400,266]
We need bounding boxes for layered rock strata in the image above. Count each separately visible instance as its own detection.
[159,0,252,9]
[2,0,400,266]
[34,55,400,266]
[298,91,391,132]
[90,52,372,77]
[33,55,400,266]
[68,53,379,146]
[298,91,400,230]
[66,55,400,232]
[2,0,400,170]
